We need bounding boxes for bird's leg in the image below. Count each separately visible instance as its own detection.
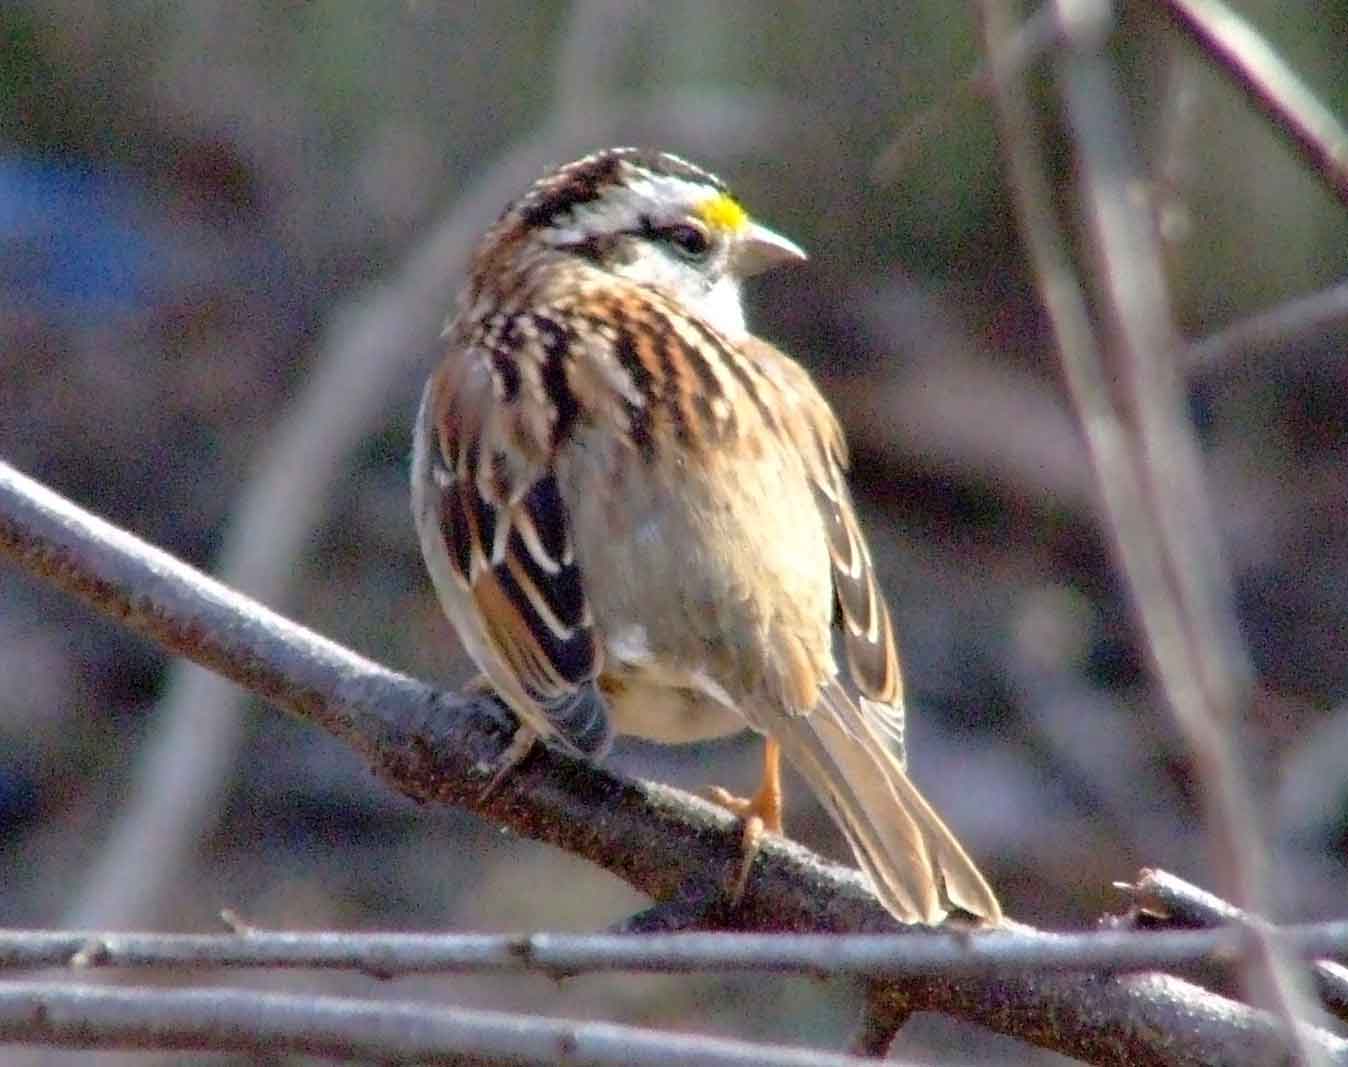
[464,673,541,802]
[707,736,783,832]
[707,736,783,905]
[480,722,541,801]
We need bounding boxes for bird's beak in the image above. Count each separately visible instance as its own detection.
[735,221,808,276]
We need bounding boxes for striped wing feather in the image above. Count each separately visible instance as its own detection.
[425,314,609,756]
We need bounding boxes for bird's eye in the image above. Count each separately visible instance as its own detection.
[658,222,712,260]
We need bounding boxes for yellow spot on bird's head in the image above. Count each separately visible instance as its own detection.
[696,192,748,234]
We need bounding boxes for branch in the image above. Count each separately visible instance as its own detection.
[1187,280,1348,372]
[4,462,1348,1064]
[1,917,1347,981]
[0,981,897,1067]
[1127,869,1348,1026]
[1156,0,1348,207]
[1049,2,1322,1053]
[977,0,1326,1058]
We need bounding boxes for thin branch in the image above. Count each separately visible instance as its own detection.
[1156,0,1348,207]
[2,920,1348,981]
[4,458,1348,1063]
[1315,962,1348,1030]
[1047,2,1322,1057]
[0,981,898,1067]
[1128,869,1348,1026]
[1187,281,1348,372]
[975,0,1332,1061]
[552,0,651,124]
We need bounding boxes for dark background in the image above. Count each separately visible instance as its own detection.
[2,2,1347,1062]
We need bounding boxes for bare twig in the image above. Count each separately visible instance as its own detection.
[0,981,899,1067]
[1156,0,1348,207]
[1315,963,1348,1031]
[1149,38,1201,250]
[2,921,1348,980]
[5,454,1348,1063]
[1050,1,1322,1055]
[1128,869,1348,1026]
[1187,281,1348,372]
[977,0,1322,1059]
[552,0,651,124]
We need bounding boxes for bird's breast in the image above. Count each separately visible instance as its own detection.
[556,422,836,727]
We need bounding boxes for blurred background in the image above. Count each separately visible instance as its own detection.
[2,1,1347,1062]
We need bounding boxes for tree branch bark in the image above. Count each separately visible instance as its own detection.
[976,0,1331,1059]
[1155,0,1348,207]
[0,981,900,1067]
[1,912,1346,982]
[3,462,1346,1066]
[1128,869,1348,1026]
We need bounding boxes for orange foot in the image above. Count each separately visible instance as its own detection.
[706,737,783,906]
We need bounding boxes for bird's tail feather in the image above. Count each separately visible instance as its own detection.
[771,680,1001,925]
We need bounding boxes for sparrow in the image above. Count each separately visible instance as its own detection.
[411,147,1001,925]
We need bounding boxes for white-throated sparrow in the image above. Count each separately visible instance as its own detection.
[411,148,1000,925]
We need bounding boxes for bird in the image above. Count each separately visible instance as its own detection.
[410,147,1001,926]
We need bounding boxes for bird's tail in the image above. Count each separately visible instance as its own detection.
[771,679,1002,925]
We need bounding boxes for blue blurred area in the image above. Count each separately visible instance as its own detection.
[0,155,163,317]
[0,763,38,834]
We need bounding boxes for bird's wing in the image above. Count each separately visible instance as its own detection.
[742,341,907,757]
[414,311,609,757]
